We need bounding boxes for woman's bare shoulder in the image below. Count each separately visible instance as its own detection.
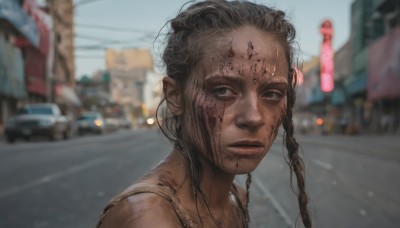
[99,192,182,228]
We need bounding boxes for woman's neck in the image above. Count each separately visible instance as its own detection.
[197,153,235,209]
[167,149,235,210]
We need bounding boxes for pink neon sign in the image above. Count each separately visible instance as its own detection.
[320,19,334,93]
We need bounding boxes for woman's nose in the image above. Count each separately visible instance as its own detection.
[235,94,265,131]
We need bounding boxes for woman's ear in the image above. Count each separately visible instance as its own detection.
[163,77,183,115]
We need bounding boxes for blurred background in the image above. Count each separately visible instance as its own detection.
[0,0,399,227]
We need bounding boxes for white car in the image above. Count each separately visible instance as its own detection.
[4,103,71,143]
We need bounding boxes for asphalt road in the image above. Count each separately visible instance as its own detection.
[0,129,399,228]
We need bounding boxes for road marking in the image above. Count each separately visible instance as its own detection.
[0,157,107,199]
[253,176,293,227]
[312,159,333,170]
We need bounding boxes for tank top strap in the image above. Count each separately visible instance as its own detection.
[230,183,250,227]
[97,182,197,228]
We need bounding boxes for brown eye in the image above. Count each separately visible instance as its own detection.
[262,90,284,102]
[212,86,235,98]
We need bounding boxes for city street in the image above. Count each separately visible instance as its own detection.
[0,129,399,228]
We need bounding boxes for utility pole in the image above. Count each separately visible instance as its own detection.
[46,0,75,96]
[46,0,76,120]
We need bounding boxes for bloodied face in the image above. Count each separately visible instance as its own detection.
[181,26,289,174]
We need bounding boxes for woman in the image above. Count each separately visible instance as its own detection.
[97,1,311,227]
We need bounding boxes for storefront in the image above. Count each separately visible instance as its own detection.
[0,0,38,130]
[368,26,400,133]
[14,0,51,103]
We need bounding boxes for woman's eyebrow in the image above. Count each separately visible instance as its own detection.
[267,78,289,85]
[204,75,244,85]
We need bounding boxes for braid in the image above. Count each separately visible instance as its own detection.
[245,173,252,222]
[282,69,312,228]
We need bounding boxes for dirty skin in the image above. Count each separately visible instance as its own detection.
[247,41,253,59]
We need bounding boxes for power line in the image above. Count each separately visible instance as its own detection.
[75,34,137,45]
[75,45,107,50]
[74,0,108,8]
[74,33,153,51]
[75,54,105,59]
[75,23,154,35]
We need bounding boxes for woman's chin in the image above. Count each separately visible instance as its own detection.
[222,162,258,175]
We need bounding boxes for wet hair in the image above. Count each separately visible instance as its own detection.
[156,1,312,227]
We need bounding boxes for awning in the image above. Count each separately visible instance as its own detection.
[55,84,81,107]
[0,0,39,48]
[331,87,346,105]
[344,73,367,96]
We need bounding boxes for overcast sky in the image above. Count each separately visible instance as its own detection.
[74,0,354,78]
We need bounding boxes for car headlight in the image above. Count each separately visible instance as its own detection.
[94,119,103,127]
[39,118,56,126]
[146,118,155,125]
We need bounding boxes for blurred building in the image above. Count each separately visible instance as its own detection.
[46,0,80,115]
[15,0,51,104]
[0,0,39,132]
[297,57,321,110]
[143,70,163,117]
[104,48,162,126]
[345,0,400,133]
[366,0,400,133]
[298,0,400,135]
[76,72,113,112]
[0,0,80,137]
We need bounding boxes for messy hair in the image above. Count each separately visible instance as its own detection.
[156,1,311,227]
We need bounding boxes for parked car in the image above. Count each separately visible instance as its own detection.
[117,118,131,129]
[76,112,106,135]
[4,103,71,143]
[104,118,119,132]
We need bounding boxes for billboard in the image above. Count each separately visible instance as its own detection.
[106,48,153,71]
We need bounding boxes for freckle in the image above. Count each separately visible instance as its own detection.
[257,58,261,62]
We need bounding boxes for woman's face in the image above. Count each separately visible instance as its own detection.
[182,26,289,174]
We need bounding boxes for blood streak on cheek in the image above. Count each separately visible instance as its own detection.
[205,103,217,128]
[198,99,220,163]
[217,102,225,166]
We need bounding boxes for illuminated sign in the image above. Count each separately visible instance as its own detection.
[320,19,334,93]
